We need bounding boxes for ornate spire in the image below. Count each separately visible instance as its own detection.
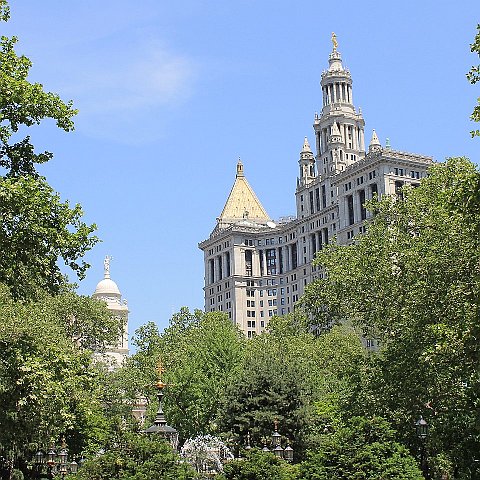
[301,136,312,153]
[236,158,244,177]
[145,359,178,449]
[369,129,382,152]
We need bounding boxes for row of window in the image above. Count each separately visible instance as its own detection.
[207,241,231,256]
[393,167,421,179]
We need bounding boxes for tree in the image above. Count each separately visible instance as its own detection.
[121,309,245,442]
[300,417,423,480]
[0,284,124,476]
[72,432,196,480]
[220,450,299,480]
[467,24,480,137]
[0,0,77,177]
[216,314,365,459]
[302,158,480,476]
[0,1,97,300]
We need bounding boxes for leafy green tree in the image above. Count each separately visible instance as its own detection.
[220,450,299,480]
[302,158,480,476]
[0,1,97,300]
[0,0,77,177]
[72,432,196,480]
[300,417,423,480]
[0,284,123,474]
[216,315,365,459]
[467,24,480,137]
[121,309,245,442]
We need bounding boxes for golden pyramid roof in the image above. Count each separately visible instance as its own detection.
[218,160,270,224]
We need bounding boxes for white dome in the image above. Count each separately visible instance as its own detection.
[94,278,121,296]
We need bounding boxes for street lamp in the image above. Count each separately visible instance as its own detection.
[257,419,294,462]
[33,439,78,478]
[416,416,429,478]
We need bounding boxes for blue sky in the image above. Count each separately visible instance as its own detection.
[3,1,479,344]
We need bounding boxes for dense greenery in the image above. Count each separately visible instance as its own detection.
[302,157,480,478]
[121,309,246,442]
[216,315,365,460]
[0,284,125,472]
[300,417,423,480]
[220,450,299,480]
[72,432,196,480]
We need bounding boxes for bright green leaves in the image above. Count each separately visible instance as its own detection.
[300,417,423,480]
[0,175,98,300]
[302,157,480,477]
[73,432,196,480]
[0,0,9,22]
[467,24,480,137]
[0,34,77,175]
[0,284,118,460]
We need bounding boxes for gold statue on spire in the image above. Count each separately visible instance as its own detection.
[156,358,167,390]
[331,32,338,52]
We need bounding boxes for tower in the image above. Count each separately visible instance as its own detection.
[314,33,365,178]
[92,256,129,368]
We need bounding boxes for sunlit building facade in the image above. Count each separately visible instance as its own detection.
[199,40,433,337]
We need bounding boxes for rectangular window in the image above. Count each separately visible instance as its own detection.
[347,194,354,225]
[245,249,252,277]
[359,189,366,221]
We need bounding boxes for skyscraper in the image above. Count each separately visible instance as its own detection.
[199,37,433,336]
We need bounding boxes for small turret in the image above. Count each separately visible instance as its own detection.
[298,136,315,188]
[369,129,382,153]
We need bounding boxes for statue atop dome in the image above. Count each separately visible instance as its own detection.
[104,255,112,278]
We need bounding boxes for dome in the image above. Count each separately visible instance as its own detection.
[94,278,121,297]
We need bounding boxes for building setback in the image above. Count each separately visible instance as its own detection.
[199,39,433,337]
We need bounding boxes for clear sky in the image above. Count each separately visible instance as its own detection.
[3,1,479,344]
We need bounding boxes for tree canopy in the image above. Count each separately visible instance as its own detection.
[300,417,423,480]
[302,157,480,477]
[0,1,97,300]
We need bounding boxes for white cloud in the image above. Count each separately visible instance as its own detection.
[49,35,197,145]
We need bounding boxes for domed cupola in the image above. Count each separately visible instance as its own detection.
[93,256,122,303]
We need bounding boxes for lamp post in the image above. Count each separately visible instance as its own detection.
[144,361,179,449]
[416,416,429,479]
[33,439,78,479]
[256,419,294,462]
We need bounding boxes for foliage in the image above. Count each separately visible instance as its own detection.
[300,416,423,480]
[219,450,299,480]
[0,6,77,177]
[0,144,98,302]
[302,158,480,476]
[216,314,365,459]
[121,309,245,441]
[0,284,123,467]
[467,24,480,137]
[72,432,196,480]
[0,2,97,300]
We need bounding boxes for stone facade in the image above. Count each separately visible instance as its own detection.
[199,40,433,337]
